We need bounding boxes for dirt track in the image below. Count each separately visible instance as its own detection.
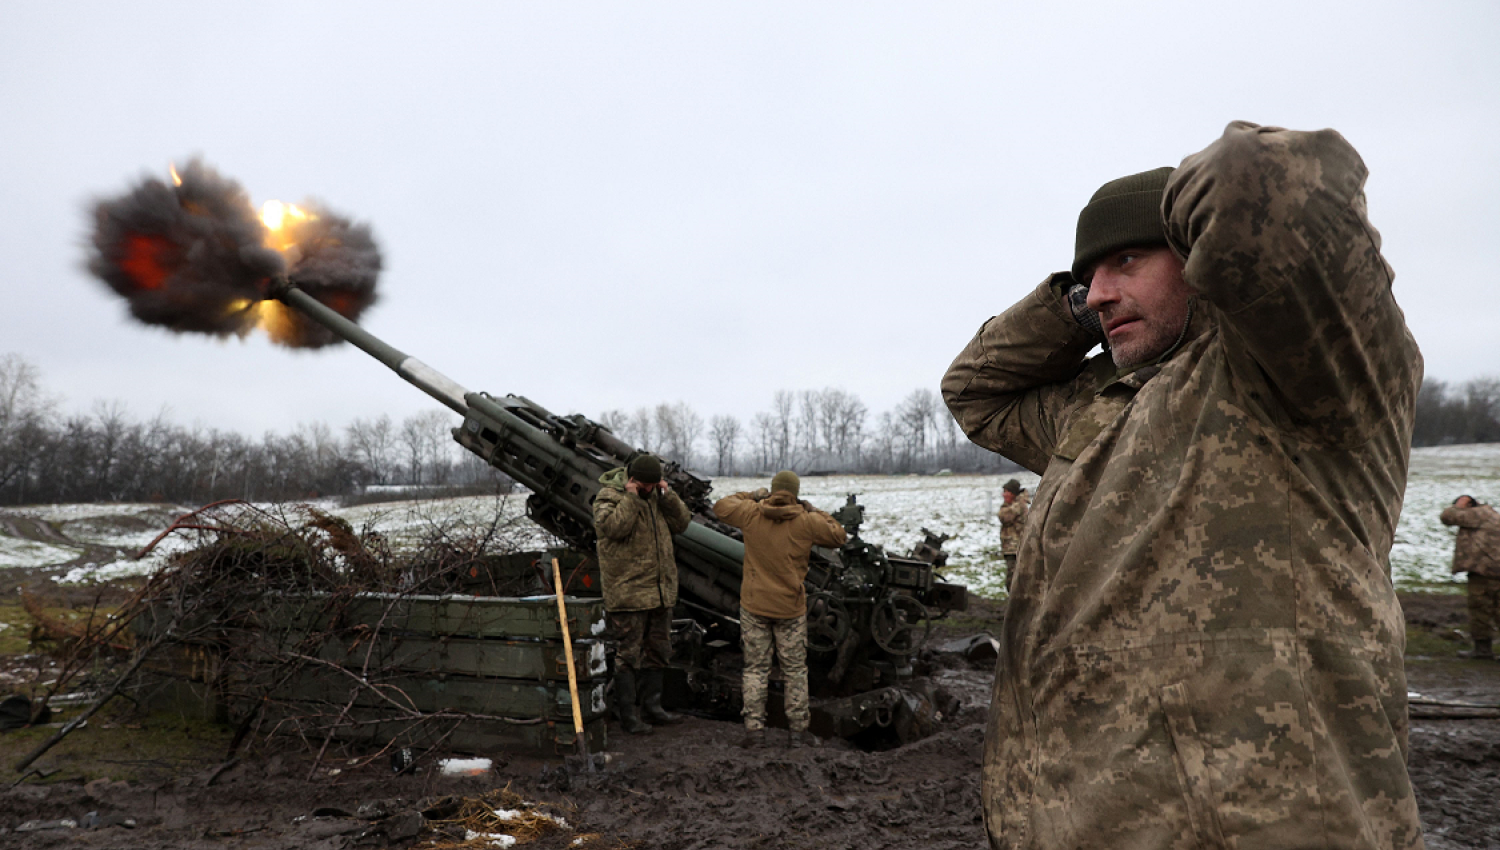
[0,596,1497,849]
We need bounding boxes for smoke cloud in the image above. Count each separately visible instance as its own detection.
[87,159,381,348]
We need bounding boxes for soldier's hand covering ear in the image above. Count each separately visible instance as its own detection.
[750,488,770,501]
[1066,282,1105,341]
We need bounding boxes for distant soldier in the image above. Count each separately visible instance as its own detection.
[714,471,847,748]
[593,454,692,735]
[996,478,1028,592]
[1440,495,1500,660]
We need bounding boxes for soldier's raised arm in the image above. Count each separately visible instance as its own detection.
[1163,121,1423,446]
[801,507,848,548]
[941,275,1102,473]
[660,489,692,535]
[1442,504,1496,529]
[593,492,641,541]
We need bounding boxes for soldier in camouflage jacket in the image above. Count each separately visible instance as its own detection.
[1440,496,1500,659]
[943,123,1424,849]
[997,479,1029,593]
[593,455,692,734]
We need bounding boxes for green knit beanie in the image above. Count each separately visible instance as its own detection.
[627,454,663,485]
[1072,166,1174,283]
[770,470,800,497]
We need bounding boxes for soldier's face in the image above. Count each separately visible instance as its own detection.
[1003,490,1016,505]
[1085,246,1192,369]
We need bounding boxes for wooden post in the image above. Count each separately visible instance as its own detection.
[551,558,589,761]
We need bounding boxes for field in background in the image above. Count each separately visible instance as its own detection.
[4,444,1498,599]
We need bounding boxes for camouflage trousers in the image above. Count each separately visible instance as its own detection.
[740,608,809,733]
[607,607,672,671]
[1469,573,1500,644]
[1002,554,1017,594]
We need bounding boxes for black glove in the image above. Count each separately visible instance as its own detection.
[1065,282,1105,341]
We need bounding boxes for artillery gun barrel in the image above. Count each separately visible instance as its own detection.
[268,279,963,744]
[273,280,471,416]
[269,280,742,593]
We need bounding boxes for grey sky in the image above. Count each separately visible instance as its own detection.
[2,2,1497,438]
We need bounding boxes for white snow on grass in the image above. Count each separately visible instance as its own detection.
[8,444,1500,599]
[0,537,82,569]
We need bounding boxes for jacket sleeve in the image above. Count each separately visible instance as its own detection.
[941,275,1100,473]
[660,490,693,535]
[803,510,848,548]
[594,492,642,542]
[1441,506,1490,529]
[1163,121,1423,447]
[712,493,755,529]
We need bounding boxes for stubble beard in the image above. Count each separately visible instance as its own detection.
[1107,317,1181,369]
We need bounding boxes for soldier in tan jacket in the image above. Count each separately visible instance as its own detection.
[943,123,1424,849]
[1440,495,1500,660]
[714,471,847,748]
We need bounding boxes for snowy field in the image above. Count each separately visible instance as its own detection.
[3,444,1498,598]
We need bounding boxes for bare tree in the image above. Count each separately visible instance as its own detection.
[771,390,795,469]
[345,414,397,485]
[653,401,703,467]
[894,389,939,471]
[818,388,866,465]
[750,412,776,473]
[627,407,655,450]
[0,354,55,497]
[709,414,742,475]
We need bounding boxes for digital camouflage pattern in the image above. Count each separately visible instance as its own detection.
[593,466,692,612]
[1464,574,1500,646]
[998,490,1030,556]
[943,123,1424,849]
[607,607,673,671]
[739,608,810,732]
[1439,503,1500,578]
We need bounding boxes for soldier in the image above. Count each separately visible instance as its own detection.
[714,470,847,748]
[1440,494,1500,660]
[996,478,1028,593]
[593,454,692,735]
[943,123,1424,848]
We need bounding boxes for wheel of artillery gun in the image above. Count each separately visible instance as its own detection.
[806,592,851,653]
[871,595,930,655]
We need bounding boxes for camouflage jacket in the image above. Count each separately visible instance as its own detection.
[997,491,1030,556]
[592,467,692,612]
[713,491,848,619]
[1440,504,1500,578]
[942,124,1424,850]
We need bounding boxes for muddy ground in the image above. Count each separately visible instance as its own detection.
[0,594,1496,849]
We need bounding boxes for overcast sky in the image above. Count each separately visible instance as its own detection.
[2,2,1497,438]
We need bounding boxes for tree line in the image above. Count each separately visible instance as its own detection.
[1413,377,1500,447]
[0,354,501,506]
[5,352,1495,505]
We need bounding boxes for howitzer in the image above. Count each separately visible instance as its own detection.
[272,280,967,743]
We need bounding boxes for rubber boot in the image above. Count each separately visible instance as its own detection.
[640,668,682,725]
[1459,640,1494,660]
[613,666,652,735]
[788,730,818,749]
